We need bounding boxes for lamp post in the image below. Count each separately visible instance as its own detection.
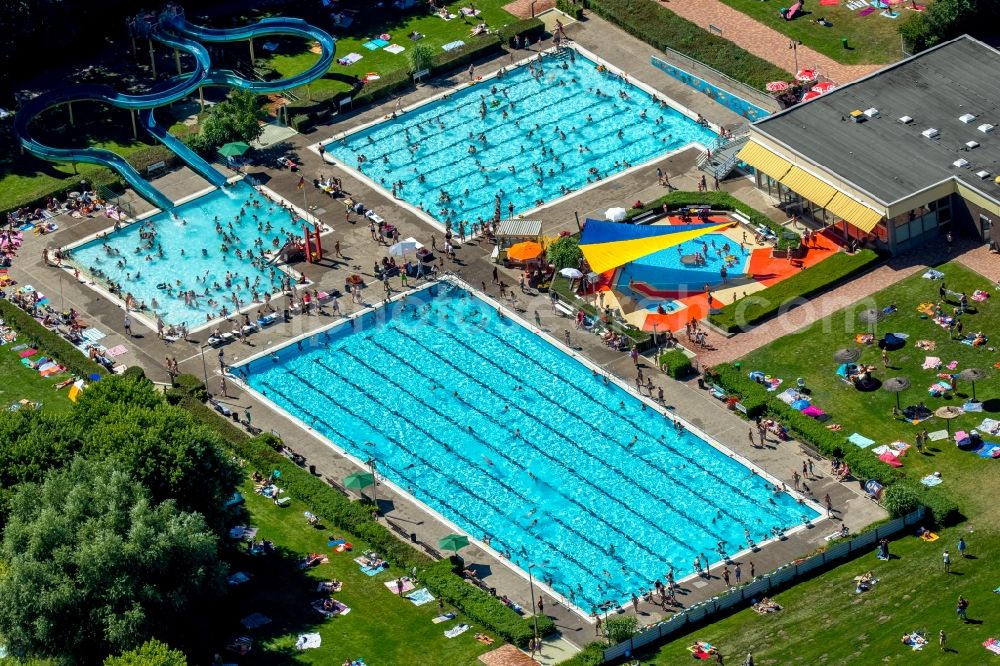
[199,343,209,388]
[788,40,801,73]
[527,564,540,647]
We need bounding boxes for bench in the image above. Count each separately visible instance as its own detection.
[147,160,166,175]
[554,300,575,317]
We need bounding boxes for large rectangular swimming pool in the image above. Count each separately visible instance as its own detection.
[323,47,716,227]
[236,281,817,611]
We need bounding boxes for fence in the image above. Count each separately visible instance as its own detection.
[603,507,925,662]
[650,54,777,120]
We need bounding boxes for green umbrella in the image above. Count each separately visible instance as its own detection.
[218,141,251,157]
[343,472,375,491]
[438,533,470,554]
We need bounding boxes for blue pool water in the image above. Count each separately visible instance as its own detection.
[70,182,303,327]
[239,282,816,608]
[650,56,770,122]
[324,49,716,226]
[618,232,751,293]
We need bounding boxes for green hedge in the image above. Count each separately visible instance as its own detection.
[628,190,800,250]
[658,349,694,379]
[556,0,585,19]
[0,300,106,379]
[557,641,606,666]
[421,560,555,647]
[173,373,207,400]
[584,0,789,90]
[710,250,880,333]
[172,390,553,646]
[497,18,547,47]
[2,166,123,218]
[353,68,414,107]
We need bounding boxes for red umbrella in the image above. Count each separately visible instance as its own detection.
[766,81,790,92]
[811,81,836,94]
[795,68,817,82]
[802,91,822,102]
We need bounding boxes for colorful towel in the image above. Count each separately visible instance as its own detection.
[442,40,465,52]
[848,432,876,448]
[338,52,363,65]
[444,624,470,638]
[406,588,435,606]
[18,348,37,358]
[106,345,128,357]
[978,445,1000,458]
[361,564,386,576]
[858,6,876,15]
[384,579,416,594]
[432,612,457,624]
[926,429,949,441]
[920,474,943,487]
[384,44,406,54]
[819,0,839,4]
[979,418,1000,434]
[922,356,941,370]
[362,38,389,50]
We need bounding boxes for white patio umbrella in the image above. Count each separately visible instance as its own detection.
[605,207,627,222]
[559,267,584,279]
[389,240,419,257]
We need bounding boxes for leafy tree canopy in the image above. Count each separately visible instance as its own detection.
[546,235,583,270]
[103,639,187,666]
[196,88,265,150]
[0,458,222,663]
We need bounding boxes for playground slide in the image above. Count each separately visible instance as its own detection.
[14,13,335,211]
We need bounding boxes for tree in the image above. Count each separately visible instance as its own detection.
[197,88,265,150]
[0,458,222,663]
[546,234,583,270]
[408,43,434,74]
[603,615,639,645]
[104,640,187,666]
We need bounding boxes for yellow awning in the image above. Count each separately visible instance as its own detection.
[826,192,884,233]
[736,141,792,181]
[779,167,837,208]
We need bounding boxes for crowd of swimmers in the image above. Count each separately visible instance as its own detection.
[68,186,308,323]
[342,47,686,229]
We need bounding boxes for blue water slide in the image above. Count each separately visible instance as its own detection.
[171,17,337,93]
[13,14,335,211]
[138,107,227,187]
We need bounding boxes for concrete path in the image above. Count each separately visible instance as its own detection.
[654,0,882,84]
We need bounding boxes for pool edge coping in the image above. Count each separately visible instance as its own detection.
[308,43,716,233]
[225,273,828,621]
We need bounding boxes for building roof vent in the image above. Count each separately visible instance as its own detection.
[863,107,880,119]
[959,113,977,124]
[922,128,940,139]
[978,123,995,134]
[953,158,969,168]
[898,115,913,124]
[976,170,991,179]
[966,140,980,149]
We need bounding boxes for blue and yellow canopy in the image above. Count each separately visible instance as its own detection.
[579,219,734,274]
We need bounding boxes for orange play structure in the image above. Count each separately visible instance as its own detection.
[303,222,323,263]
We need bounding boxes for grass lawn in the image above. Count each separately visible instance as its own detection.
[715,0,908,65]
[197,483,497,665]
[636,524,997,665]
[265,0,519,100]
[0,332,74,415]
[630,261,1000,665]
[741,262,998,524]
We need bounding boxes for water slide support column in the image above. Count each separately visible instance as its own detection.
[249,38,255,67]
[174,48,182,76]
[199,86,205,113]
[148,39,157,79]
[130,109,138,139]
[67,101,74,126]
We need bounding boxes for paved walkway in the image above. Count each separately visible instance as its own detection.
[654,0,881,84]
[504,0,555,19]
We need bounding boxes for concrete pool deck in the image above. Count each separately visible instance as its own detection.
[6,25,892,654]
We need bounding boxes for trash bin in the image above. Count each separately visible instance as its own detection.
[309,464,316,475]
[841,37,849,49]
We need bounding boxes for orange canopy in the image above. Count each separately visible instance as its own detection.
[507,241,543,261]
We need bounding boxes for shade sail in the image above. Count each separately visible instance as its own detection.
[736,141,792,181]
[825,192,884,233]
[780,167,837,207]
[580,219,734,274]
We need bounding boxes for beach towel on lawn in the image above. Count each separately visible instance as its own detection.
[296,633,322,650]
[926,429,949,441]
[920,474,943,487]
[407,588,435,606]
[384,44,405,54]
[444,623,470,638]
[384,579,416,594]
[848,433,875,448]
[241,612,271,629]
[442,40,465,52]
[432,612,457,624]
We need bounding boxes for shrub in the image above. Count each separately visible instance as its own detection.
[0,300,106,379]
[584,0,788,89]
[711,250,880,333]
[658,349,693,379]
[604,614,639,644]
[172,373,207,400]
[289,113,312,132]
[921,488,960,526]
[546,235,582,269]
[882,479,922,517]
[556,0,585,19]
[558,641,606,666]
[121,366,146,381]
